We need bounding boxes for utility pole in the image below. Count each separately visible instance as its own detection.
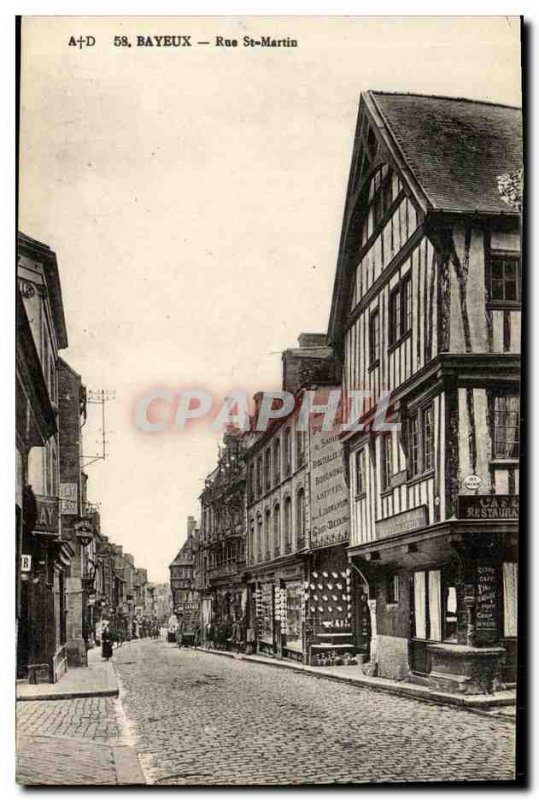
[81,389,116,468]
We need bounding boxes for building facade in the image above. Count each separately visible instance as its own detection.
[198,431,247,648]
[57,357,93,666]
[16,233,72,682]
[169,517,201,632]
[328,92,521,692]
[245,334,360,665]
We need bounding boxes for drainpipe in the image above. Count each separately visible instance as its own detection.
[350,562,378,670]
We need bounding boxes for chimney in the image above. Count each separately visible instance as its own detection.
[282,333,330,394]
[297,332,327,349]
[187,515,196,537]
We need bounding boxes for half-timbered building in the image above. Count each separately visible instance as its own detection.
[328,92,522,693]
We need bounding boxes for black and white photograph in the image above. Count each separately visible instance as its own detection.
[13,14,523,786]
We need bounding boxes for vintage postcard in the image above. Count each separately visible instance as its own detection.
[15,15,523,786]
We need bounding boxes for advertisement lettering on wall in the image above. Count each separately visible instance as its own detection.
[309,427,349,549]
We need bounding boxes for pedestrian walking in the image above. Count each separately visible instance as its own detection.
[101,625,113,661]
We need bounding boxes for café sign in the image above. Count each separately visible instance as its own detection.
[458,495,519,520]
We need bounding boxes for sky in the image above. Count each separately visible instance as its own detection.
[18,16,522,582]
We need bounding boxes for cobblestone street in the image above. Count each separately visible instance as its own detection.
[113,639,516,786]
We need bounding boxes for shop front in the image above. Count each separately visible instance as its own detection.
[249,556,306,662]
[349,512,518,694]
[305,545,364,667]
[209,584,246,650]
[18,489,72,683]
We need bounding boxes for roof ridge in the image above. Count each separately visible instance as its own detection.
[368,90,521,111]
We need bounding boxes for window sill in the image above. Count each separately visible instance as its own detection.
[406,469,434,488]
[355,492,367,501]
[489,459,519,468]
[487,301,521,311]
[387,329,412,355]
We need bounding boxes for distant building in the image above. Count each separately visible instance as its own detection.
[169,517,200,623]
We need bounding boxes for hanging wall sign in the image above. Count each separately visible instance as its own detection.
[462,474,482,491]
[34,494,60,534]
[60,482,78,515]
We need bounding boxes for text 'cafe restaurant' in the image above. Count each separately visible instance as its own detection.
[348,492,518,694]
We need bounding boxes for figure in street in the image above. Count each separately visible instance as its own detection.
[101,625,113,661]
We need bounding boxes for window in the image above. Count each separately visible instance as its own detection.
[273,439,281,484]
[407,404,434,479]
[264,448,271,492]
[492,394,520,459]
[296,431,305,468]
[490,253,520,305]
[355,448,366,496]
[413,566,460,643]
[408,413,420,478]
[389,274,412,346]
[249,519,255,564]
[256,457,263,496]
[369,309,380,366]
[284,428,292,476]
[264,510,271,561]
[284,497,292,552]
[372,172,393,228]
[248,466,255,503]
[257,517,263,562]
[296,489,305,547]
[381,434,393,491]
[422,406,434,472]
[273,505,281,557]
[387,573,399,605]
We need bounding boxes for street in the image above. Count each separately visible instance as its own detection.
[16,638,517,785]
[113,639,515,785]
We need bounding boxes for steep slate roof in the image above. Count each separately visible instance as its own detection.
[369,91,522,215]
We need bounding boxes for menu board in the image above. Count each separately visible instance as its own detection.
[475,565,498,641]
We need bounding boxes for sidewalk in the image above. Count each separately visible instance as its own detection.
[17,645,118,701]
[194,646,516,716]
[16,646,145,785]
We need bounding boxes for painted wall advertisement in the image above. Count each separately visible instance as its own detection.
[309,429,349,549]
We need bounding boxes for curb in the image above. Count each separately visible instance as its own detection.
[112,745,147,785]
[17,687,119,702]
[194,647,516,717]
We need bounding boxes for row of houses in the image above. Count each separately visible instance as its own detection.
[16,232,159,683]
[169,91,522,695]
